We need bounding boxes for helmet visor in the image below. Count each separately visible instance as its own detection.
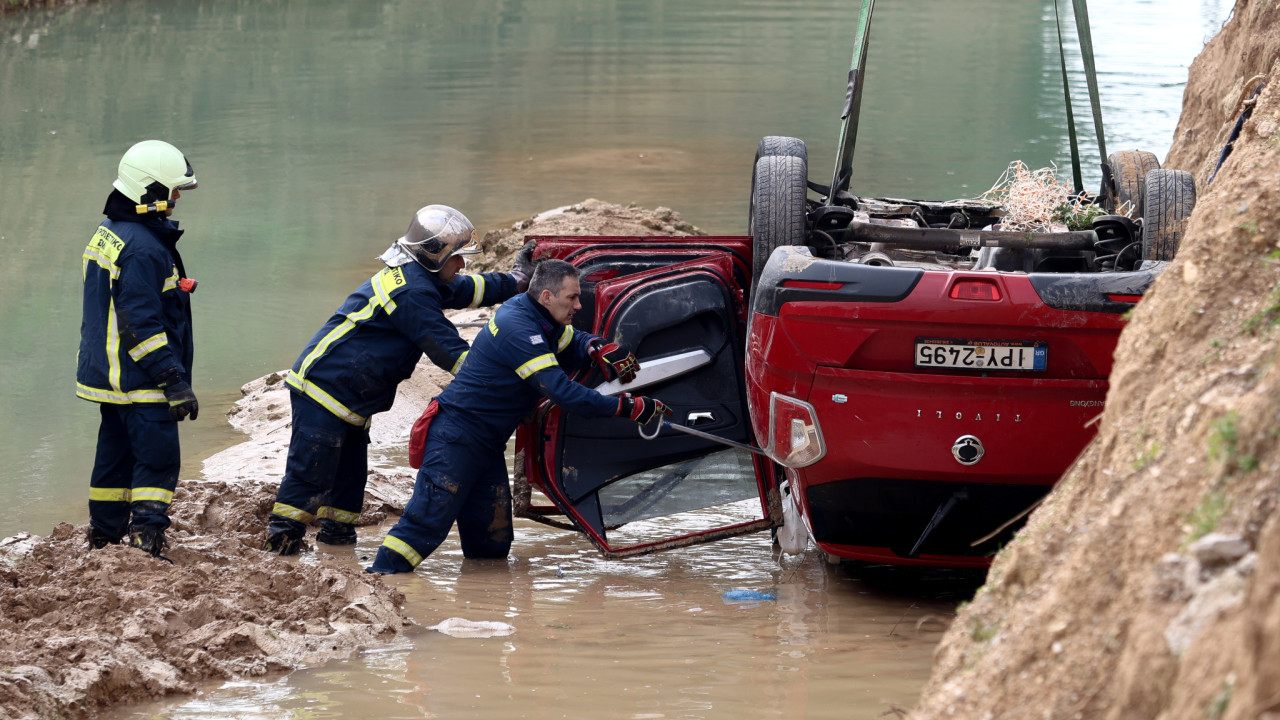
[173,160,198,191]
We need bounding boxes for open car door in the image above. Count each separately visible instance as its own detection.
[519,236,780,558]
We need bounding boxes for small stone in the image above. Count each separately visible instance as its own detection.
[1189,532,1249,567]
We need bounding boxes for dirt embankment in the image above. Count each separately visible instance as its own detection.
[910,2,1280,719]
[0,200,701,720]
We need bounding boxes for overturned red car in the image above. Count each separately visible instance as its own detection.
[512,0,1195,567]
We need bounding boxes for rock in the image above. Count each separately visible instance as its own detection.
[1189,532,1250,567]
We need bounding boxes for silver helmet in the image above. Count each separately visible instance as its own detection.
[378,204,479,272]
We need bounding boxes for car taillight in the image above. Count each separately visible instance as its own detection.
[949,279,1002,301]
[782,280,843,290]
[768,392,826,468]
[583,268,621,283]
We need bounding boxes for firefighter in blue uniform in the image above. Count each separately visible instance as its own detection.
[78,140,201,559]
[367,258,670,574]
[262,205,529,554]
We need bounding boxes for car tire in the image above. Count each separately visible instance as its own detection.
[749,136,808,277]
[750,154,808,287]
[1142,168,1196,261]
[1107,150,1160,217]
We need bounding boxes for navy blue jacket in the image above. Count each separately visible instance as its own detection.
[287,261,518,426]
[77,192,193,405]
[437,291,619,444]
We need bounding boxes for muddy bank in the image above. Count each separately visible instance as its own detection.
[0,200,701,720]
[910,2,1280,718]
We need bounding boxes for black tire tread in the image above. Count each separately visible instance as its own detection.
[1108,150,1160,217]
[755,136,808,163]
[1142,169,1196,261]
[751,155,808,286]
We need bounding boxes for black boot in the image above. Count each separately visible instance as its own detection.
[316,519,357,546]
[86,526,121,550]
[262,516,306,556]
[128,526,172,563]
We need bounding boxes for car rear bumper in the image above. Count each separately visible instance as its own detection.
[800,475,1051,567]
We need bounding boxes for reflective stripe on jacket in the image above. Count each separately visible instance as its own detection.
[436,292,618,444]
[288,262,518,426]
[76,213,192,404]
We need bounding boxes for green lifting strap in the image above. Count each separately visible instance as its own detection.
[1053,0,1084,193]
[828,0,877,204]
[1073,0,1108,164]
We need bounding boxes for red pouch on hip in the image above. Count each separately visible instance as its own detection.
[408,399,440,469]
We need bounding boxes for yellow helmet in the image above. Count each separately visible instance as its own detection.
[385,205,480,273]
[113,140,197,205]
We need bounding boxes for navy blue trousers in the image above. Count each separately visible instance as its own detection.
[88,402,180,538]
[269,392,370,529]
[370,409,513,573]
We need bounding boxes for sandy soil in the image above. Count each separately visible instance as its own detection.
[909,2,1280,718]
[0,200,702,720]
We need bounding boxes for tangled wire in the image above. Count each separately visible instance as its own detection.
[980,160,1111,232]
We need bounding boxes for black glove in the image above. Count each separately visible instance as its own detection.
[511,269,530,294]
[156,368,199,421]
[512,241,536,281]
[589,339,639,383]
[616,394,671,426]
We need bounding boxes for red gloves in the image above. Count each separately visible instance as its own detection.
[616,395,672,425]
[589,339,639,383]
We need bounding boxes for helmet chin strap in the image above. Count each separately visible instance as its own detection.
[135,200,173,214]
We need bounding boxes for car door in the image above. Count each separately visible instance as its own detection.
[521,238,780,558]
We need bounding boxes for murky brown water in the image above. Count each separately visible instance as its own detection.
[103,505,978,719]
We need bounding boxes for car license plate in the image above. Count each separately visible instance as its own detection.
[914,338,1047,371]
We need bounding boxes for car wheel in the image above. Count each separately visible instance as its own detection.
[750,154,808,287]
[749,136,808,270]
[1142,168,1197,261]
[1107,150,1160,217]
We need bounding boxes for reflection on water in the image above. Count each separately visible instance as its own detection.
[105,507,979,720]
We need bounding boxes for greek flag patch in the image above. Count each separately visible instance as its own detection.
[529,335,545,345]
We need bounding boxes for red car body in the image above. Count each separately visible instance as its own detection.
[512,234,1155,566]
[746,246,1153,566]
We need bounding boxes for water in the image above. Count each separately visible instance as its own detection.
[102,516,979,720]
[0,0,1233,716]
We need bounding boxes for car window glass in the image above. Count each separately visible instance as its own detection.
[597,447,763,545]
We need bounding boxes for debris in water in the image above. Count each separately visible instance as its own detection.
[429,617,517,638]
[721,589,777,604]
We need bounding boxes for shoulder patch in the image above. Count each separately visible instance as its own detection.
[529,335,545,345]
[383,266,407,288]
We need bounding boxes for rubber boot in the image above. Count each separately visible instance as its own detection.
[316,519,357,546]
[262,516,306,556]
[86,526,121,550]
[128,525,172,563]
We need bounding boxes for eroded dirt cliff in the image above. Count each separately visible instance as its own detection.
[911,3,1280,718]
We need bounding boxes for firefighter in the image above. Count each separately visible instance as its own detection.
[367,258,669,574]
[78,140,201,560]
[262,205,530,554]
